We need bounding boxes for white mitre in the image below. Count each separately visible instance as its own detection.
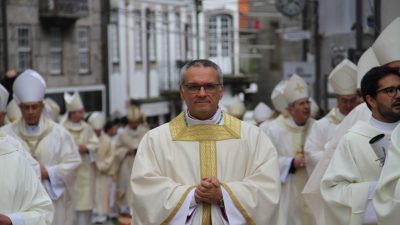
[88,111,106,130]
[372,17,400,65]
[328,59,358,95]
[13,69,46,104]
[283,74,309,104]
[271,80,288,112]
[357,48,379,89]
[64,91,84,112]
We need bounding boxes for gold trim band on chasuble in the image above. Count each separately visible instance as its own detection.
[160,186,195,225]
[164,112,254,224]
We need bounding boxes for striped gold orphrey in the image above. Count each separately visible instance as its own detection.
[168,112,241,225]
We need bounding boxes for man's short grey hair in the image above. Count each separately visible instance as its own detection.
[179,59,223,85]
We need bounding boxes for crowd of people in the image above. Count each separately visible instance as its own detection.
[1,17,400,225]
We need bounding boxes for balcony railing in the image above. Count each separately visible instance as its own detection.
[39,0,88,19]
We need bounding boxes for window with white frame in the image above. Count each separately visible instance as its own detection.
[207,14,233,58]
[78,27,90,74]
[50,27,62,75]
[175,13,182,60]
[148,10,156,62]
[16,26,32,71]
[134,10,142,62]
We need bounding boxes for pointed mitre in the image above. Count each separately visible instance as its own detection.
[88,111,106,130]
[328,59,358,95]
[64,91,84,112]
[283,74,309,104]
[372,17,400,65]
[357,48,380,89]
[0,84,9,112]
[6,99,22,123]
[227,97,246,119]
[13,69,46,104]
[127,105,145,122]
[253,102,273,123]
[43,97,61,122]
[271,80,288,112]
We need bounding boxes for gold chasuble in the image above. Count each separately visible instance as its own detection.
[131,112,281,225]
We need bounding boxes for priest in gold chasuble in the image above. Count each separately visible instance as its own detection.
[130,59,281,225]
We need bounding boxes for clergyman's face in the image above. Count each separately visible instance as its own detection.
[20,101,44,125]
[287,97,311,125]
[179,66,224,120]
[69,109,85,123]
[369,74,400,123]
[337,94,358,115]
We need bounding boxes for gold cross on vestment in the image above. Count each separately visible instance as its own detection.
[294,83,304,93]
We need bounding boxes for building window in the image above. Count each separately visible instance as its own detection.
[16,26,32,71]
[50,27,62,75]
[175,13,182,60]
[78,27,90,74]
[148,10,156,62]
[134,10,142,62]
[207,14,233,58]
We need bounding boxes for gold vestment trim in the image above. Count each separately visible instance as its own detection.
[167,112,242,224]
[222,183,256,225]
[160,186,195,225]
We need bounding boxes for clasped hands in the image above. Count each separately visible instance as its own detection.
[194,176,223,205]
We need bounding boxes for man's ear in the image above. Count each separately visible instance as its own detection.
[365,95,377,109]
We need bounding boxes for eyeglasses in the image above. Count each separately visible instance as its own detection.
[182,83,222,93]
[376,86,400,97]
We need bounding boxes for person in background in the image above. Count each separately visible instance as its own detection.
[252,102,273,126]
[62,91,99,225]
[264,74,316,225]
[1,69,81,225]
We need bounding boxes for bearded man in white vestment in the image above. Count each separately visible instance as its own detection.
[130,59,281,225]
[1,70,81,225]
[0,130,53,225]
[62,92,99,225]
[321,65,400,225]
[264,74,315,225]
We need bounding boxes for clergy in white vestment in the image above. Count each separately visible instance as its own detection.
[130,59,281,225]
[0,130,54,225]
[62,91,99,225]
[321,65,400,225]
[263,74,315,225]
[305,59,358,175]
[226,96,246,120]
[1,69,81,225]
[43,97,60,122]
[89,112,115,223]
[303,59,358,225]
[5,99,22,124]
[114,105,149,215]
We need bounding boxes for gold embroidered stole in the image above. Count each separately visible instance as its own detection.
[326,108,343,125]
[63,121,86,144]
[168,112,241,225]
[13,117,54,158]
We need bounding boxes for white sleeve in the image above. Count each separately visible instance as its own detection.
[43,166,65,200]
[363,181,378,224]
[222,186,246,225]
[8,213,25,225]
[280,158,293,183]
[169,189,197,225]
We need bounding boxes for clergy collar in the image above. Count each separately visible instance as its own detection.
[185,108,224,126]
[334,107,346,121]
[369,117,399,133]
[288,116,306,128]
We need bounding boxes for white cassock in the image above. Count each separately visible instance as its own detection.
[373,124,400,225]
[302,103,371,225]
[321,119,398,225]
[264,115,315,225]
[2,116,81,225]
[63,120,99,212]
[130,112,281,225]
[114,124,148,210]
[0,131,54,225]
[93,131,115,216]
[304,107,344,175]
